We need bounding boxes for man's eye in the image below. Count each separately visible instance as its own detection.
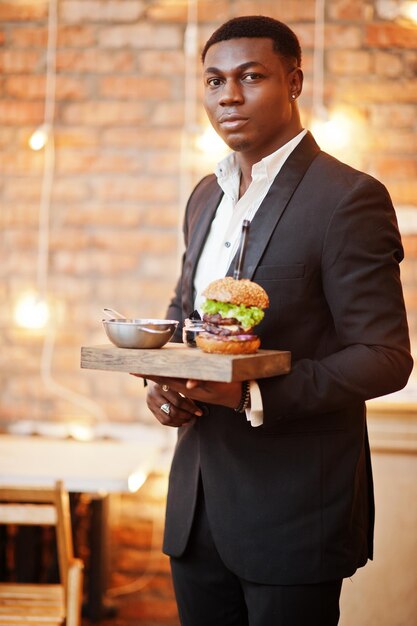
[242,73,263,82]
[207,78,222,87]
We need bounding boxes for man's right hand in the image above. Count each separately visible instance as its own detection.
[142,378,203,427]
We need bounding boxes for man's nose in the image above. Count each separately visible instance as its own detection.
[218,79,244,105]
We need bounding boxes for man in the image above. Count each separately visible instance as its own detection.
[139,16,413,626]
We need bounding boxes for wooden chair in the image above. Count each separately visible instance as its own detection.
[0,481,83,626]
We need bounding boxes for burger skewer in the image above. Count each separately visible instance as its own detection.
[233,219,250,280]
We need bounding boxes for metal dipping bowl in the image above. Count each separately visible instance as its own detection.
[102,318,178,349]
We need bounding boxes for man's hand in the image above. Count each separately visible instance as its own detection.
[141,379,201,427]
[131,375,243,427]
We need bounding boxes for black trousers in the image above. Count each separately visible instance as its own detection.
[170,487,342,626]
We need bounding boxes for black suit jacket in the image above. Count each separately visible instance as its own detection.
[163,132,413,584]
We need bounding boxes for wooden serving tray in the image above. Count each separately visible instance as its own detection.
[81,344,291,383]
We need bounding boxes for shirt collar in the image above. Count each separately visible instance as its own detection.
[215,129,308,188]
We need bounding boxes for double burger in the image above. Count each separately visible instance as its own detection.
[196,276,269,354]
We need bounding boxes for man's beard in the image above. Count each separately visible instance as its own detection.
[224,137,250,152]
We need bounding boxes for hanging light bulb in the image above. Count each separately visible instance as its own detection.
[401,1,417,22]
[376,0,417,23]
[195,126,228,157]
[310,0,360,155]
[29,124,50,151]
[14,292,50,330]
[310,110,353,152]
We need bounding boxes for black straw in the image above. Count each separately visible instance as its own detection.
[233,219,250,280]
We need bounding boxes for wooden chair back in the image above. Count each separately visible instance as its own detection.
[0,481,83,626]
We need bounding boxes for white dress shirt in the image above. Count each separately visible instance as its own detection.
[193,129,307,426]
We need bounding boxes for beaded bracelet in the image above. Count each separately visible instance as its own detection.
[234,380,250,413]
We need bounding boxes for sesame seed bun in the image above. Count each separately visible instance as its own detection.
[196,333,261,355]
[202,277,269,309]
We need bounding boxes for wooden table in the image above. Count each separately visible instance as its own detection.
[0,433,163,493]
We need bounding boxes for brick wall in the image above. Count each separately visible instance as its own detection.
[0,2,416,624]
[1,0,416,426]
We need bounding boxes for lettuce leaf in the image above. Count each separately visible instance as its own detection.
[202,299,264,330]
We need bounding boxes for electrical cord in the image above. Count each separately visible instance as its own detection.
[312,0,326,119]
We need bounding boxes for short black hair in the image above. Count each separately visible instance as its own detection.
[201,15,302,67]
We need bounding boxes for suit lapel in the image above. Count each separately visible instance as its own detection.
[227,132,320,280]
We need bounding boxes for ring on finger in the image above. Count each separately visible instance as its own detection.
[162,384,169,392]
[160,402,171,416]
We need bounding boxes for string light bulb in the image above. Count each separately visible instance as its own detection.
[376,0,417,23]
[14,292,50,330]
[401,0,417,22]
[195,126,228,157]
[29,124,50,151]
[310,110,352,152]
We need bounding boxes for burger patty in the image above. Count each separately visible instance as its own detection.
[203,313,239,326]
[202,314,253,337]
[204,323,253,337]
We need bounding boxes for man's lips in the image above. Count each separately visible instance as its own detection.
[218,115,249,130]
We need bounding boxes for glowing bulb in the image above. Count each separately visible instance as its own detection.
[14,293,50,329]
[376,0,417,22]
[311,111,352,152]
[128,470,148,493]
[29,125,49,150]
[195,127,228,156]
[401,1,417,22]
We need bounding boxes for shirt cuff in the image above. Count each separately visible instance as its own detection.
[245,380,264,427]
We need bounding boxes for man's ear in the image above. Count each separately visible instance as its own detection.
[290,67,304,98]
